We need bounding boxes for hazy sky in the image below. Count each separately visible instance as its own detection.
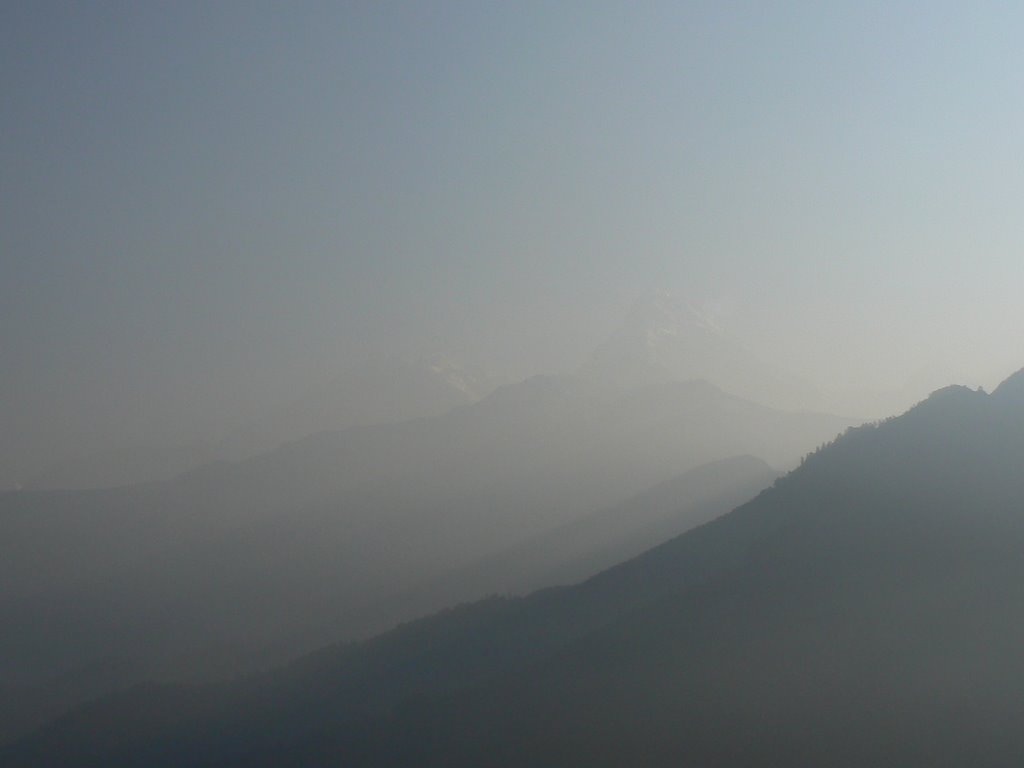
[3,2,1024,478]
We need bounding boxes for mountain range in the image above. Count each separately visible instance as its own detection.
[25,293,886,492]
[0,374,846,744]
[7,368,1023,766]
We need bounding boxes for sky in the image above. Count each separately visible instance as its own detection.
[3,1,1024,482]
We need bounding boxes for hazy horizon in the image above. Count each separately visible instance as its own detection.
[5,2,1024,485]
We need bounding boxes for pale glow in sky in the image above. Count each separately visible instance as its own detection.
[3,2,1023,483]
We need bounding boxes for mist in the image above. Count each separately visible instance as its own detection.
[4,2,1024,488]
[4,3,1024,766]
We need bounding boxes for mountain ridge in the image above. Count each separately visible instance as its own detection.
[8,367,1024,766]
[0,377,845,745]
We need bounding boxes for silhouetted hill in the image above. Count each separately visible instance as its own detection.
[8,369,1024,766]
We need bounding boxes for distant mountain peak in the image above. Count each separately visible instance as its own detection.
[414,356,497,400]
[577,293,822,412]
[619,292,724,341]
[580,293,738,387]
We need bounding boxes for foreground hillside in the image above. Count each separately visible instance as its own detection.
[6,369,1024,766]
